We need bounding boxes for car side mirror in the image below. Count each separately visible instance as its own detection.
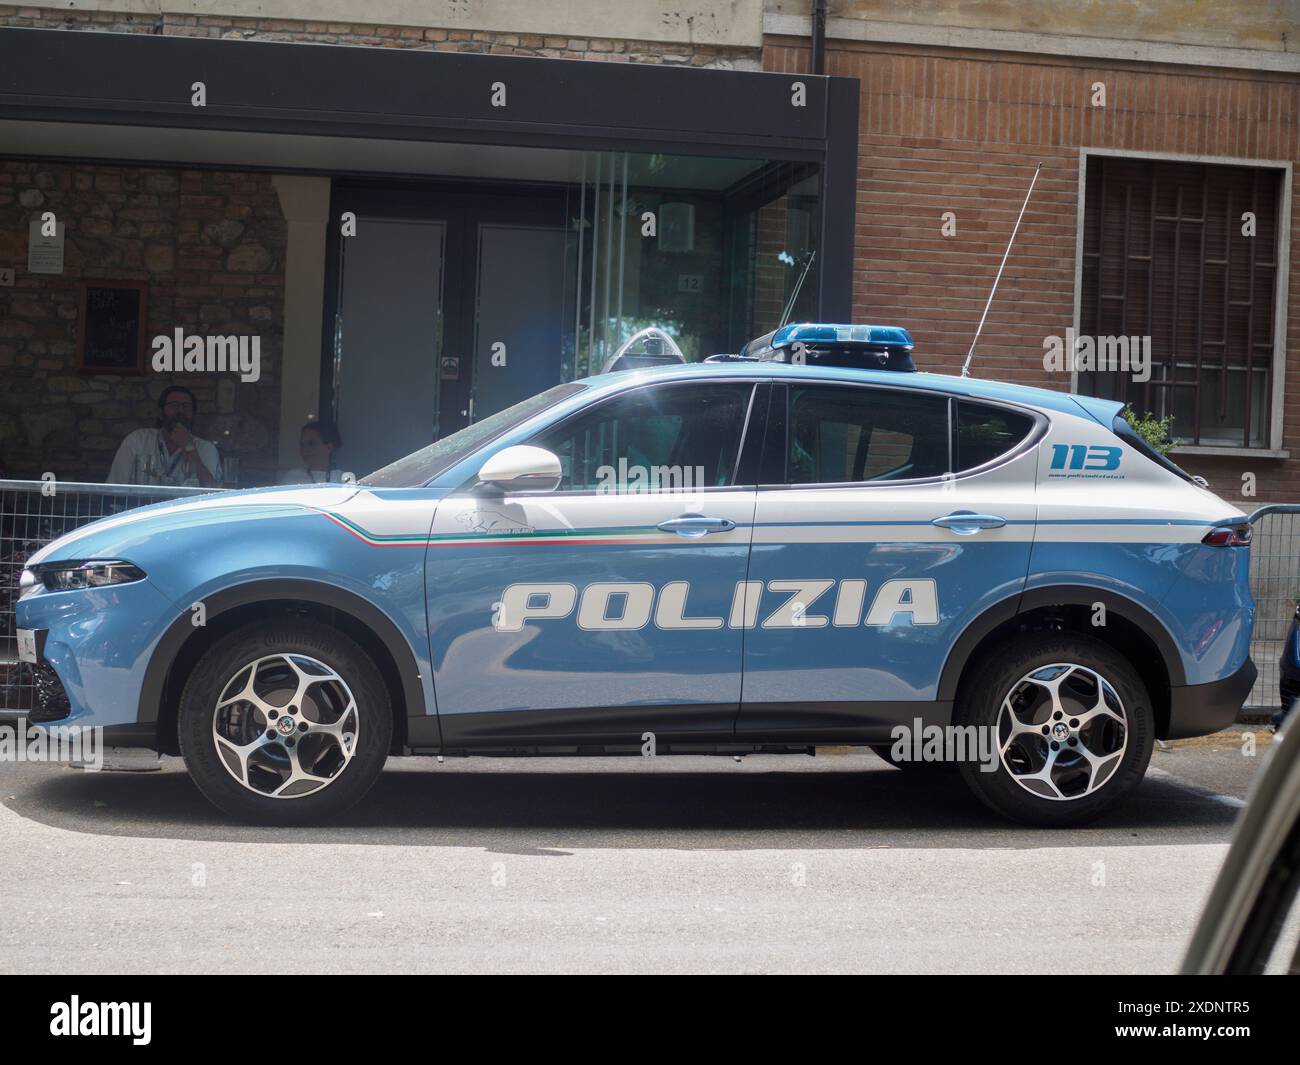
[475,445,562,495]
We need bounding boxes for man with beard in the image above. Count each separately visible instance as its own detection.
[107,385,222,487]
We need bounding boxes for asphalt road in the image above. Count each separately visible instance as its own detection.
[0,727,1275,974]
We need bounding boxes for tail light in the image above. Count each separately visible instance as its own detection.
[1202,523,1252,547]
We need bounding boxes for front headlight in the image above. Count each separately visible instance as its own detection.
[31,560,147,592]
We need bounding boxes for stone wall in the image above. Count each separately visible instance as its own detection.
[766,0,1297,58]
[0,6,761,68]
[0,160,285,485]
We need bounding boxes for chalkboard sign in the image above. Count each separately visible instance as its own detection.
[77,280,148,375]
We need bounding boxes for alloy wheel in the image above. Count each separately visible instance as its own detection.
[996,662,1128,801]
[211,653,359,799]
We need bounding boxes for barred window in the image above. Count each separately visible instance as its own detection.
[1079,155,1282,448]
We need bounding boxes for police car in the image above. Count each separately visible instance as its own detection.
[16,324,1256,826]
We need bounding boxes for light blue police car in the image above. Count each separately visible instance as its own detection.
[17,324,1256,825]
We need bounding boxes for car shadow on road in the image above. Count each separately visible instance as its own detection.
[2,756,1243,850]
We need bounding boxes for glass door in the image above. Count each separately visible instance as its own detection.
[469,223,572,422]
[334,217,445,478]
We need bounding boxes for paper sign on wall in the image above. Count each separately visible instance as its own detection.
[28,220,65,275]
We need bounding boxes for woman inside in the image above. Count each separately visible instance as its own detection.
[277,421,347,485]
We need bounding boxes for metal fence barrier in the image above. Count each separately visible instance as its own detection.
[1247,504,1300,711]
[1,479,1295,716]
[0,479,224,713]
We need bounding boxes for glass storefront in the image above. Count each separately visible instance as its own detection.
[568,151,820,376]
[329,146,821,475]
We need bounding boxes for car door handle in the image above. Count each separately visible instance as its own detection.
[931,512,1007,534]
[657,514,737,538]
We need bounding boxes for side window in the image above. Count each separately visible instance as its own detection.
[954,401,1035,472]
[787,385,948,484]
[530,382,753,492]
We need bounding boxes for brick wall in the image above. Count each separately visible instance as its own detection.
[0,161,285,485]
[0,6,761,67]
[765,37,1300,506]
[752,198,791,336]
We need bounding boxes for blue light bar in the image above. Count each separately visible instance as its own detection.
[770,323,915,351]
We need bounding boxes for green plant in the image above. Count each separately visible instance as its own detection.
[1120,404,1175,456]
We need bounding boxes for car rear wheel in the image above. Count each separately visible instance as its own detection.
[955,633,1154,827]
[177,621,392,823]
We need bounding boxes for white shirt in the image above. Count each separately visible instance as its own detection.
[108,427,221,487]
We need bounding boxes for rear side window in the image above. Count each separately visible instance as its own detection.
[1111,415,1196,484]
[787,385,949,484]
[953,401,1035,472]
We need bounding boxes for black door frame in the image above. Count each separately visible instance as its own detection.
[321,179,570,442]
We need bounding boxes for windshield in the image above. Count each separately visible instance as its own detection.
[361,383,587,487]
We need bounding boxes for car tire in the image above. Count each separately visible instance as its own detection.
[177,620,392,823]
[955,632,1154,827]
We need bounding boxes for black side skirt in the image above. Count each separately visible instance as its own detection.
[425,700,953,755]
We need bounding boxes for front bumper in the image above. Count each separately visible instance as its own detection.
[1166,657,1257,739]
[14,577,176,733]
[12,627,71,723]
[31,659,72,723]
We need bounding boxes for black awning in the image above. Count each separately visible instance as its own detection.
[0,27,832,156]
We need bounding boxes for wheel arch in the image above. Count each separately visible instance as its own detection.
[940,586,1186,738]
[141,578,429,756]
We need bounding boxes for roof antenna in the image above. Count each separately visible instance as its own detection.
[779,250,816,329]
[961,162,1042,378]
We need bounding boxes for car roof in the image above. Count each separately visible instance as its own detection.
[578,362,1117,423]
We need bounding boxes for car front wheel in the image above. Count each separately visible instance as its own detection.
[955,633,1154,827]
[177,620,392,823]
